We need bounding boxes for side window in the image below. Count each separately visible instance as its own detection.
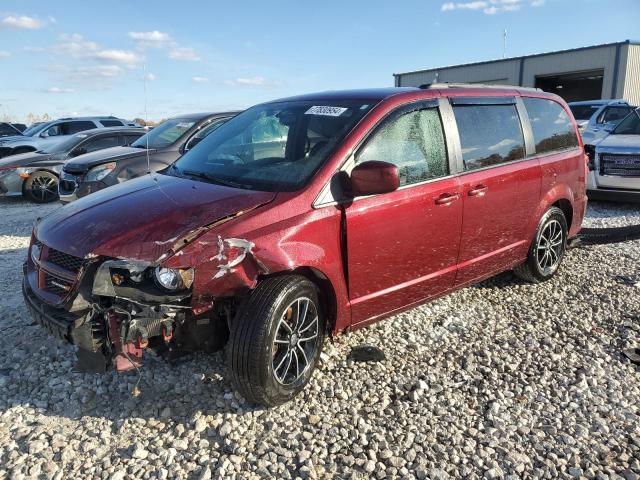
[184,119,228,151]
[601,107,633,124]
[356,107,448,186]
[523,98,579,154]
[453,104,525,171]
[63,121,97,135]
[100,119,124,127]
[82,135,120,153]
[123,134,142,146]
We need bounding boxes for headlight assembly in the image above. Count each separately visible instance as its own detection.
[154,267,194,291]
[86,162,116,182]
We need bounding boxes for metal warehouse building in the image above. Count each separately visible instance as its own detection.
[394,40,640,105]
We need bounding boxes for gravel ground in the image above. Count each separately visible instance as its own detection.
[0,197,639,480]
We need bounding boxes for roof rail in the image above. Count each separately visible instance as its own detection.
[419,82,542,92]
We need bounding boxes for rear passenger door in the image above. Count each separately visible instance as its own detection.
[450,96,540,286]
[345,100,463,325]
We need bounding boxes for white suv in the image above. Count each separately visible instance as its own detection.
[569,100,636,145]
[0,116,137,158]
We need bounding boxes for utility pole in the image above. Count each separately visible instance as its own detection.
[503,29,507,59]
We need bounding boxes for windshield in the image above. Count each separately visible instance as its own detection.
[39,132,88,154]
[612,109,640,135]
[170,100,375,192]
[131,118,196,149]
[569,105,600,121]
[22,121,50,137]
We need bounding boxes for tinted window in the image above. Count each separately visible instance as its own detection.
[83,135,120,152]
[569,104,599,121]
[453,104,525,171]
[100,119,124,127]
[523,98,579,154]
[123,134,143,145]
[612,110,640,135]
[601,106,633,124]
[0,123,19,136]
[172,100,375,191]
[356,107,448,186]
[46,121,96,136]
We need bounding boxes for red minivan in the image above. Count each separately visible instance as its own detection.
[24,85,587,406]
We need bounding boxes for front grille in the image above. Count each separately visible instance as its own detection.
[44,272,74,296]
[601,153,640,177]
[47,248,84,273]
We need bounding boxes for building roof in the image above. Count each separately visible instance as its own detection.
[394,40,640,77]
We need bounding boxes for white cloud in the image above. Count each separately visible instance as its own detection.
[224,76,282,87]
[129,31,173,48]
[441,0,542,14]
[46,86,75,94]
[145,73,156,81]
[93,49,142,65]
[0,51,10,58]
[169,47,200,61]
[73,65,125,79]
[488,138,517,151]
[192,76,210,83]
[0,15,46,29]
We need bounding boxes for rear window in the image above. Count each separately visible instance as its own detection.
[453,104,525,171]
[569,104,599,121]
[523,98,579,154]
[100,119,124,127]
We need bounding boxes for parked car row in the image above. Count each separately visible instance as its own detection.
[24,84,590,406]
[0,112,237,203]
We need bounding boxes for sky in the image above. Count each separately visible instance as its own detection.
[0,0,638,123]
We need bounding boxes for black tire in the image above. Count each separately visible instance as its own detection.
[24,171,59,203]
[514,207,568,283]
[228,275,325,407]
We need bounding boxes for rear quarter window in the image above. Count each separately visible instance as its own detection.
[453,104,525,171]
[100,120,124,127]
[523,98,579,154]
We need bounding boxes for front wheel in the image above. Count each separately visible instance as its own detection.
[228,275,325,407]
[24,171,59,203]
[514,206,568,283]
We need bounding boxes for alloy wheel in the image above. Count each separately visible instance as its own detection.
[30,175,58,202]
[536,219,564,274]
[272,297,319,386]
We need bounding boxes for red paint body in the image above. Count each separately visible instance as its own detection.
[29,87,587,336]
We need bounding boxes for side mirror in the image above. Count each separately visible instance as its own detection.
[350,161,400,197]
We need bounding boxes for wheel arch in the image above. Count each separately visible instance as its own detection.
[260,266,338,335]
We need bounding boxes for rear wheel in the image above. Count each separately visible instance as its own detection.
[24,171,59,203]
[228,275,325,407]
[514,207,567,283]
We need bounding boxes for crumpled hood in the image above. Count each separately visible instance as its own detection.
[35,173,276,261]
[596,134,640,152]
[63,146,152,173]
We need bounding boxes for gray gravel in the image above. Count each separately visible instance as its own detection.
[1,197,639,480]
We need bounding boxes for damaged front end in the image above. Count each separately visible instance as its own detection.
[22,230,266,374]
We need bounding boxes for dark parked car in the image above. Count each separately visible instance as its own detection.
[0,122,23,137]
[24,86,586,406]
[58,112,238,202]
[11,123,27,132]
[0,127,144,202]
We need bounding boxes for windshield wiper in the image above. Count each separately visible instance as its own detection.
[182,169,250,189]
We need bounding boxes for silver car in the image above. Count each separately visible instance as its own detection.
[0,116,138,159]
[568,99,636,145]
[587,108,640,202]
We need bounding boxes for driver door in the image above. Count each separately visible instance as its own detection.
[345,101,463,325]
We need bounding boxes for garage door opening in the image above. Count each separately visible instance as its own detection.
[535,69,604,102]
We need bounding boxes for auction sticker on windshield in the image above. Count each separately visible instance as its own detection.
[305,106,348,116]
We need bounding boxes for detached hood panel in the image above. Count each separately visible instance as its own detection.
[597,134,640,152]
[36,174,276,261]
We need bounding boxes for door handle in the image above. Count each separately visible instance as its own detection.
[435,193,460,205]
[468,184,488,197]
